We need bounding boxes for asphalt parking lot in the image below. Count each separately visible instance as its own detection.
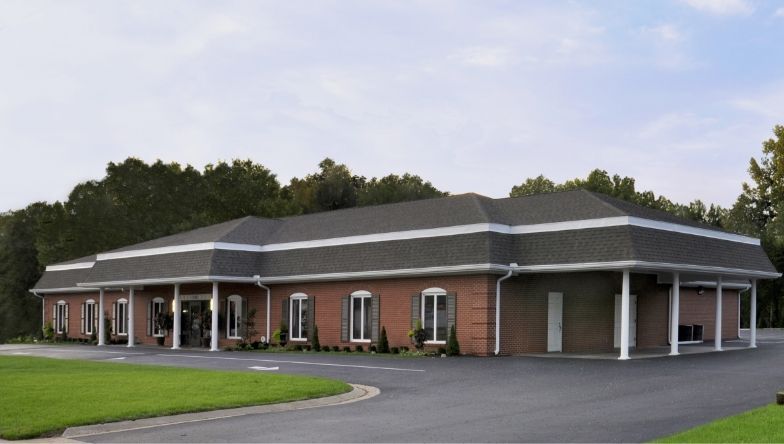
[2,336,783,443]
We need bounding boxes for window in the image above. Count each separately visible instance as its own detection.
[84,300,96,335]
[290,293,309,341]
[151,297,165,337]
[227,295,242,339]
[351,291,372,342]
[55,301,67,334]
[422,288,447,343]
[116,299,128,336]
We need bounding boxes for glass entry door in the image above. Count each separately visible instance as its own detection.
[181,300,210,347]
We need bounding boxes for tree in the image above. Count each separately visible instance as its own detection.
[509,175,557,197]
[359,173,447,206]
[378,326,390,353]
[286,158,365,213]
[446,324,460,356]
[0,211,41,342]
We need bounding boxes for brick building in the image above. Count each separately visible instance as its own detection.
[32,190,780,358]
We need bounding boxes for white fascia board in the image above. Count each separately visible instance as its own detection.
[77,275,259,288]
[96,242,262,261]
[31,287,100,294]
[508,217,628,234]
[626,217,759,245]
[514,261,781,279]
[45,262,95,272]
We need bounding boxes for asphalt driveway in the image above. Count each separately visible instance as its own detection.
[2,338,783,443]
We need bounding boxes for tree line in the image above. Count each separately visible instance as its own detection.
[1,125,783,341]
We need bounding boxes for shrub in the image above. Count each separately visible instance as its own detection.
[342,346,352,352]
[370,345,377,353]
[293,344,303,351]
[42,322,54,341]
[311,324,320,351]
[321,345,331,352]
[355,345,364,352]
[437,347,447,355]
[390,347,399,354]
[410,319,426,350]
[378,326,390,353]
[446,324,460,356]
[332,345,340,352]
[104,313,112,344]
[400,346,409,352]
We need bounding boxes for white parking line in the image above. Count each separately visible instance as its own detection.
[156,353,425,372]
[26,347,146,356]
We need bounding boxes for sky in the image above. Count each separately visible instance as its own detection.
[1,0,783,212]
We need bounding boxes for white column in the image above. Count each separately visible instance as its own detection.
[97,288,105,346]
[211,282,219,351]
[750,279,757,348]
[715,276,723,351]
[619,270,631,360]
[172,283,181,350]
[127,288,135,348]
[670,272,680,356]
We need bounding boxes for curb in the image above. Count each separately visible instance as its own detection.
[61,383,379,439]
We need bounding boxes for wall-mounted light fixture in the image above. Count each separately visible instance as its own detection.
[697,286,705,295]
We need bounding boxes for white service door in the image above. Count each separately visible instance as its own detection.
[547,292,563,352]
[614,294,637,348]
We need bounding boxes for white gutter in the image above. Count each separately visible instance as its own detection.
[253,275,271,344]
[495,263,518,356]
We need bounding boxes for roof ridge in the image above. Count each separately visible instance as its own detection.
[580,190,628,217]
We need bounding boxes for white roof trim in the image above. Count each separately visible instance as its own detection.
[45,262,95,272]
[514,261,781,279]
[67,216,760,264]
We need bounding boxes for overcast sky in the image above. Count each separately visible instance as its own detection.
[1,0,783,212]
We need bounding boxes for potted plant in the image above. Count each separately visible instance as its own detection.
[154,312,173,346]
[279,321,289,347]
[408,319,426,350]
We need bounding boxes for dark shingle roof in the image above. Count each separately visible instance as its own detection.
[34,190,778,290]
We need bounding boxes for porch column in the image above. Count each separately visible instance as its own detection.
[127,287,135,348]
[715,276,723,351]
[670,272,680,356]
[172,283,181,350]
[750,279,757,348]
[97,288,105,346]
[210,282,219,352]
[619,270,631,360]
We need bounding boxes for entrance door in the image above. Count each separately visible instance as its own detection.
[181,301,208,347]
[547,292,563,352]
[614,294,637,348]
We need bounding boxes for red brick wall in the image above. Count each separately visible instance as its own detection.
[679,287,739,341]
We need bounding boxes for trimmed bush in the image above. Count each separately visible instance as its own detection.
[355,345,364,352]
[446,324,460,356]
[293,344,303,352]
[437,347,447,355]
[321,345,331,352]
[332,345,340,352]
[370,345,377,353]
[378,326,390,353]
[390,347,399,354]
[342,346,352,353]
[400,346,409,352]
[311,325,320,352]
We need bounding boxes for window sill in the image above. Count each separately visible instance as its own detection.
[117,333,128,336]
[350,339,371,343]
[290,338,307,342]
[425,340,446,345]
[153,334,164,338]
[227,336,242,340]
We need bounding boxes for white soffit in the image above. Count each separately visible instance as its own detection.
[47,216,760,270]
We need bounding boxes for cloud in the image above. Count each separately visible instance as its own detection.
[448,46,514,68]
[775,7,784,17]
[681,0,753,16]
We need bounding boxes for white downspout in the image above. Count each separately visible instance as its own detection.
[254,275,271,343]
[495,263,517,356]
[29,291,45,333]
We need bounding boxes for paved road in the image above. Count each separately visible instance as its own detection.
[2,339,784,443]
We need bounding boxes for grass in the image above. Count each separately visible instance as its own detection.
[655,404,784,443]
[0,355,350,440]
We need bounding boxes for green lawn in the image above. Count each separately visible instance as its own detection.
[0,355,350,440]
[656,404,784,443]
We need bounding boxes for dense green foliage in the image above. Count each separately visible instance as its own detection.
[0,355,349,439]
[0,158,445,342]
[655,403,784,443]
[3,126,784,341]
[446,324,460,356]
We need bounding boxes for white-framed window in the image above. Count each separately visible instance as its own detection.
[227,295,242,339]
[55,300,67,334]
[152,297,165,337]
[290,293,309,341]
[350,290,372,342]
[85,299,96,335]
[116,298,128,336]
[422,288,447,343]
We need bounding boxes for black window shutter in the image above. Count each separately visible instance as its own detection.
[307,297,315,341]
[240,297,248,340]
[371,294,380,343]
[447,292,457,333]
[341,296,350,342]
[146,301,152,336]
[64,303,70,334]
[112,302,117,336]
[80,303,85,334]
[281,298,289,329]
[411,294,421,328]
